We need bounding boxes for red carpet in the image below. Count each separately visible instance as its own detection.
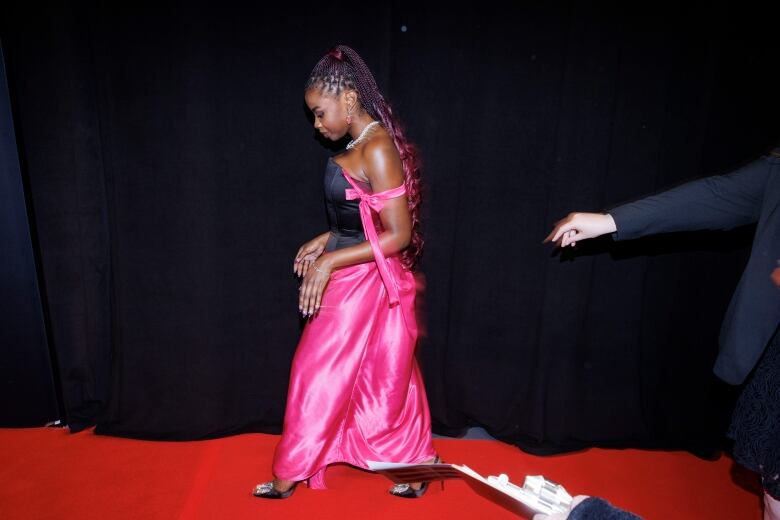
[0,427,762,519]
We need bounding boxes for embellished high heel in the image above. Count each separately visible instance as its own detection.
[388,455,444,498]
[252,480,298,499]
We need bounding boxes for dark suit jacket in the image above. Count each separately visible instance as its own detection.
[608,150,780,385]
[569,497,642,520]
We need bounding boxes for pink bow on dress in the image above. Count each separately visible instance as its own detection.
[341,170,407,306]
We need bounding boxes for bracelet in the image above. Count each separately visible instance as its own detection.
[313,265,327,274]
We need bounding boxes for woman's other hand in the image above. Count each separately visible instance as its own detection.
[299,255,333,317]
[543,213,617,248]
[294,232,330,277]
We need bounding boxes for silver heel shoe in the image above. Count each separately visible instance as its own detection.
[252,480,297,499]
[388,455,443,498]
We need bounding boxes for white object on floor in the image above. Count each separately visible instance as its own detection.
[766,492,780,520]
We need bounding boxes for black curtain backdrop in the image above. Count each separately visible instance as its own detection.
[0,44,60,427]
[2,2,779,455]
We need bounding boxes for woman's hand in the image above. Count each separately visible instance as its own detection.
[299,255,333,317]
[294,232,330,278]
[543,213,617,248]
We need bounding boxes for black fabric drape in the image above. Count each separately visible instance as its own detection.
[1,8,112,432]
[2,3,778,453]
[0,44,60,427]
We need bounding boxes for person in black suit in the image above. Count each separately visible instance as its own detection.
[534,495,641,520]
[544,148,780,520]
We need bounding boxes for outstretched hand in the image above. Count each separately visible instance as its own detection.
[543,212,617,248]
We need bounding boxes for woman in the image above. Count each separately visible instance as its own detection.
[253,45,438,499]
[544,147,780,520]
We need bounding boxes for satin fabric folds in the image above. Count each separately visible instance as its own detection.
[272,168,434,489]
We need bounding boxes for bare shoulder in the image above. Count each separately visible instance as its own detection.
[361,130,403,189]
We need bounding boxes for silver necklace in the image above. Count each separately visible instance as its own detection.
[346,121,381,150]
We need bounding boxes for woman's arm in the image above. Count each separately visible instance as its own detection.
[323,139,412,267]
[298,140,411,316]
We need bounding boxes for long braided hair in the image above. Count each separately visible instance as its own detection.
[305,45,424,271]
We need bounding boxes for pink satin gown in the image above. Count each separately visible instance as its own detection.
[271,158,435,489]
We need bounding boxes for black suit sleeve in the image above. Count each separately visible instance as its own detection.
[608,158,770,241]
[568,497,643,520]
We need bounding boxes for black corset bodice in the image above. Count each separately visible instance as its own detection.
[324,157,372,252]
